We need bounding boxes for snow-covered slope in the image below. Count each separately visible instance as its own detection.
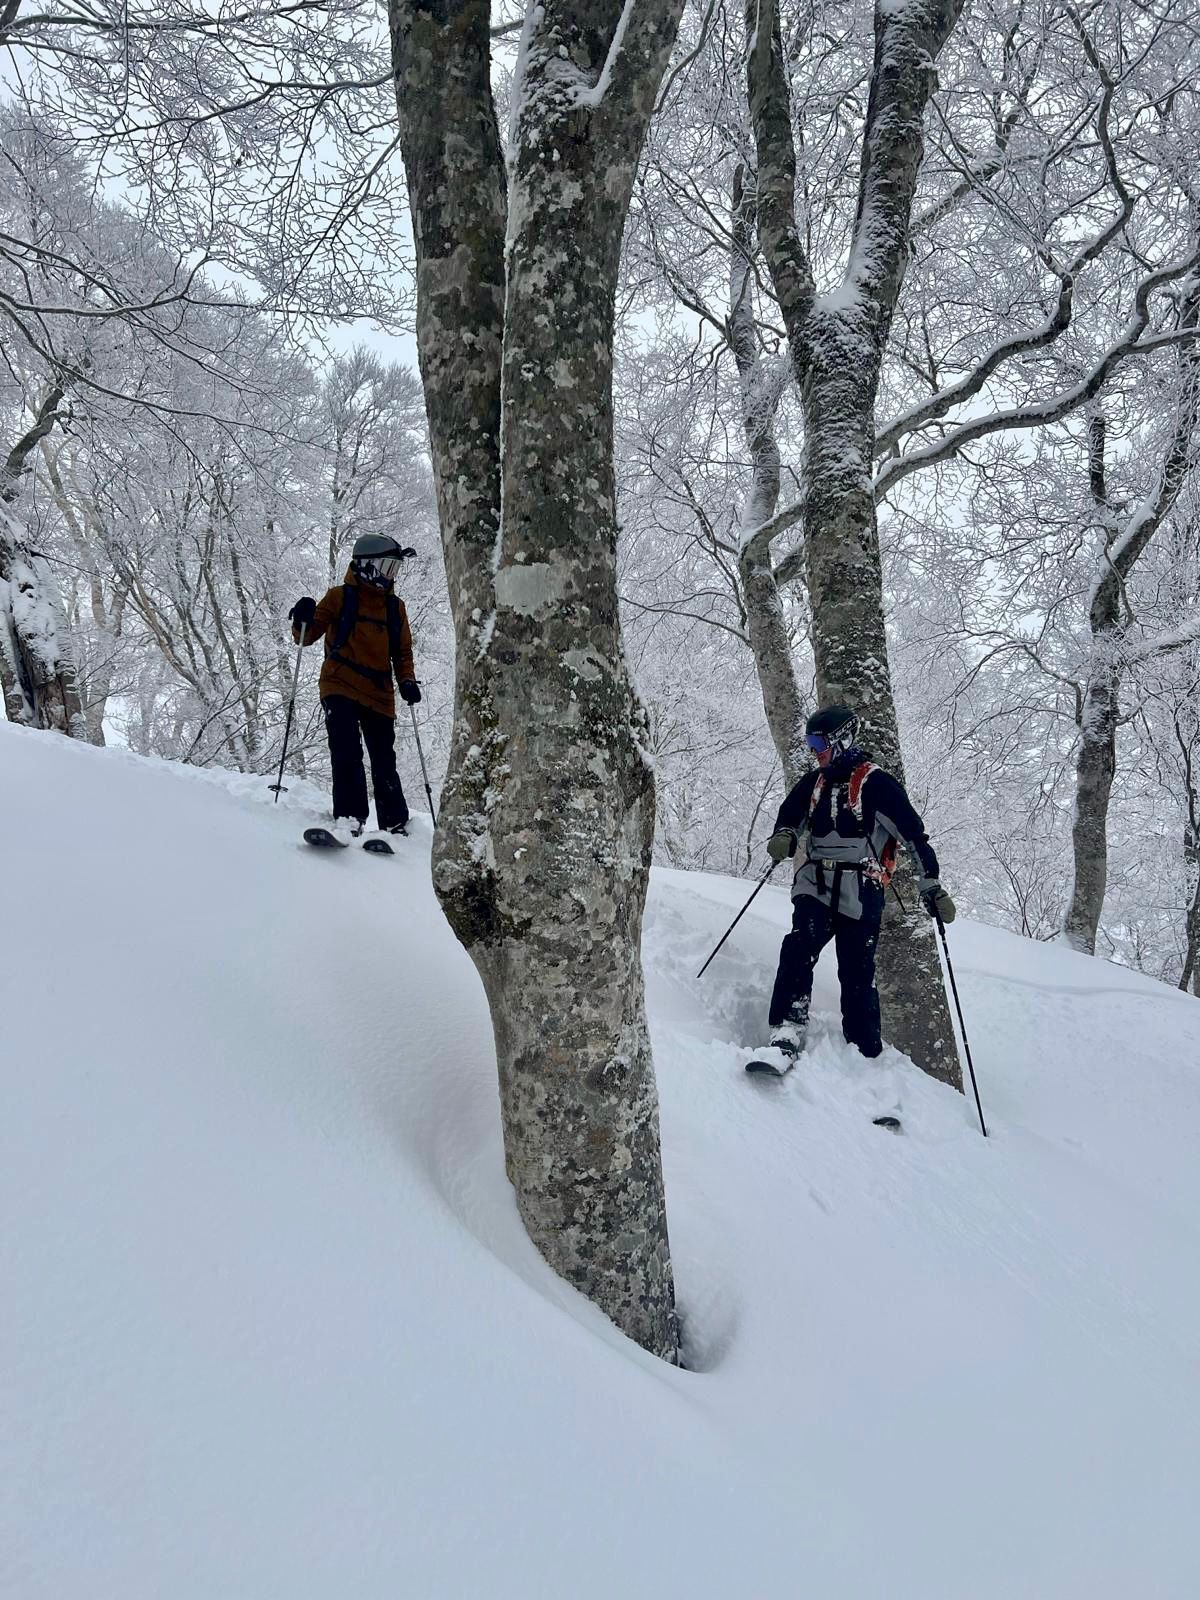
[3,723,1198,1599]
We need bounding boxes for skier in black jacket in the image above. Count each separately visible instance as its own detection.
[764,704,955,1064]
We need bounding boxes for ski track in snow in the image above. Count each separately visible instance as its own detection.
[3,725,1200,1599]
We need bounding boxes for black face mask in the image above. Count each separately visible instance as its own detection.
[826,746,865,780]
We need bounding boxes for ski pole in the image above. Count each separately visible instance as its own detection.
[871,839,987,1136]
[696,860,778,980]
[933,908,988,1138]
[269,623,306,801]
[409,700,438,825]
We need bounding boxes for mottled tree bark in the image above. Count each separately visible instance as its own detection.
[0,387,87,738]
[729,165,808,789]
[1062,657,1119,955]
[391,0,683,1358]
[748,0,965,1087]
[1180,823,1200,995]
[39,441,115,745]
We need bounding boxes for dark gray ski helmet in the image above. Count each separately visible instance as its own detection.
[352,532,405,561]
[350,533,417,588]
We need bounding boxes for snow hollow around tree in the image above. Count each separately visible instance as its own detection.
[3,722,1199,1598]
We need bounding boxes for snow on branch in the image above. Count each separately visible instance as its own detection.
[1125,612,1200,668]
[510,0,682,139]
[874,252,1200,500]
[878,10,1140,464]
[875,278,1077,458]
[746,0,816,363]
[573,0,638,108]
[837,0,966,329]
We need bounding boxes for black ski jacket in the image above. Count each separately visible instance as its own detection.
[774,751,939,919]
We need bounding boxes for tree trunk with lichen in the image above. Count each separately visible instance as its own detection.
[1,387,87,738]
[801,332,957,1084]
[748,0,965,1087]
[729,165,808,790]
[1063,299,1200,955]
[391,0,682,1359]
[1061,651,1119,955]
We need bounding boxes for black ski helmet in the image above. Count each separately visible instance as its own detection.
[805,703,859,756]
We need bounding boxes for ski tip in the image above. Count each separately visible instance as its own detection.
[303,827,348,849]
[745,1059,793,1077]
[362,837,395,855]
[872,1115,903,1132]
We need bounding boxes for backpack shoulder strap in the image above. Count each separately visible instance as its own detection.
[847,761,878,822]
[850,762,897,883]
[331,584,357,652]
[807,773,826,821]
[386,593,401,656]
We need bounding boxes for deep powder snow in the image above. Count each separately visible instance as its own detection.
[2,724,1198,1598]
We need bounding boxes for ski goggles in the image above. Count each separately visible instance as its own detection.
[805,733,832,753]
[375,556,403,582]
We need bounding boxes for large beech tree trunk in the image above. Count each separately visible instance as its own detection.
[391,0,683,1358]
[748,0,966,1088]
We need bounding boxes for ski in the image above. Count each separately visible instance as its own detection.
[362,837,395,855]
[872,1115,903,1133]
[745,1058,794,1077]
[303,826,349,850]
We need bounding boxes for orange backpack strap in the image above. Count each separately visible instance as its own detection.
[846,760,877,817]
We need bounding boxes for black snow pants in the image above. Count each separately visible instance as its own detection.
[768,881,885,1058]
[323,694,409,830]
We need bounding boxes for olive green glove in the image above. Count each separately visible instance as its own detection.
[919,880,956,924]
[767,829,799,864]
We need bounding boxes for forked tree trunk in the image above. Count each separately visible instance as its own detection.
[748,0,966,1088]
[391,0,683,1358]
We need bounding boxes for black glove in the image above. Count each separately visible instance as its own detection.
[289,596,317,626]
[767,828,798,863]
[919,880,956,924]
[398,679,421,705]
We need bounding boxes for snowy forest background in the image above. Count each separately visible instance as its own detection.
[3,0,1199,990]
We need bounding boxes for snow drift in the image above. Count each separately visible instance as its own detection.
[3,723,1199,1598]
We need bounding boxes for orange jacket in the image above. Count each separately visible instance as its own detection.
[292,569,415,720]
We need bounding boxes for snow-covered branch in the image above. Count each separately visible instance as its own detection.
[842,0,967,329]
[876,253,1200,500]
[1125,611,1200,667]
